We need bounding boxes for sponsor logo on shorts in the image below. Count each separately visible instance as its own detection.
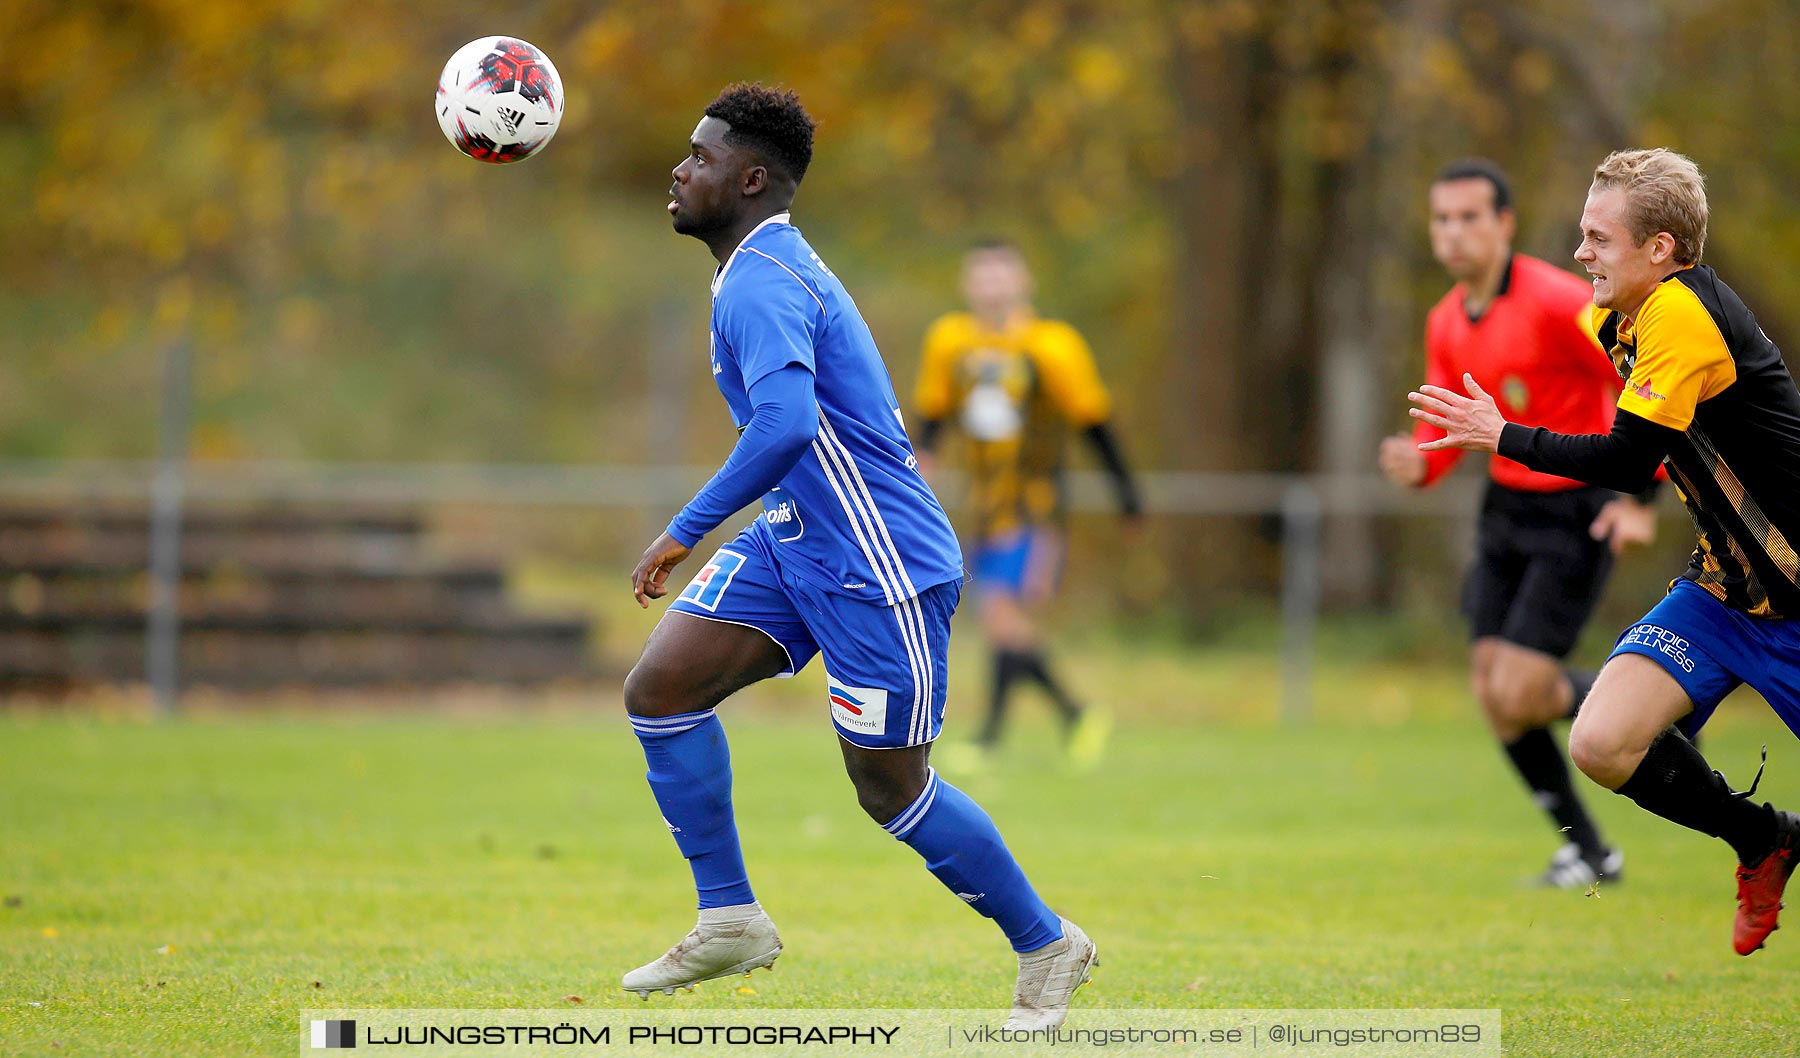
[825,677,888,736]
[1621,622,1697,673]
[678,549,747,612]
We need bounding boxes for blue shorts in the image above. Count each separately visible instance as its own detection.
[668,524,960,749]
[971,528,1061,598]
[1609,579,1800,739]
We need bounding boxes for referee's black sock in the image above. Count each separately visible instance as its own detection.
[1013,648,1083,728]
[1504,727,1605,854]
[978,649,1025,748]
[1615,728,1780,865]
[1564,668,1597,719]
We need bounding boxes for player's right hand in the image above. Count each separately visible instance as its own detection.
[631,531,692,609]
[1378,434,1427,487]
[1410,376,1506,454]
[1590,497,1659,555]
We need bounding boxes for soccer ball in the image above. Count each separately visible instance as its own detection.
[435,37,563,163]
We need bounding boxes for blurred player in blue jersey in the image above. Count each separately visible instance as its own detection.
[618,84,1097,1028]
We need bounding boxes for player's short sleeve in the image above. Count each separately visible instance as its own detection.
[1621,280,1738,431]
[715,258,823,390]
[1031,321,1113,426]
[914,314,965,421]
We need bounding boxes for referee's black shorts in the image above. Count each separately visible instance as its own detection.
[1462,482,1616,659]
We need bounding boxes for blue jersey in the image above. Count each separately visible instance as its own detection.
[704,213,963,603]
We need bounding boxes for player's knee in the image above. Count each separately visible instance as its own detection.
[852,784,909,825]
[621,662,656,717]
[622,658,685,718]
[1495,676,1558,726]
[1485,650,1564,726]
[1472,680,1504,721]
[1474,678,1534,733]
[1567,715,1629,788]
[1468,645,1499,709]
[844,764,927,825]
[854,773,921,824]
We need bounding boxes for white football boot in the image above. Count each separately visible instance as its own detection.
[1004,916,1099,1031]
[1534,842,1624,889]
[622,902,782,998]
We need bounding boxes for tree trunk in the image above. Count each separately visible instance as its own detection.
[1163,15,1285,609]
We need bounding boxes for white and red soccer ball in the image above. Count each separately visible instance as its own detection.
[435,37,563,163]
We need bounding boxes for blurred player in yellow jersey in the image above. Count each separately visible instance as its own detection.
[913,240,1141,769]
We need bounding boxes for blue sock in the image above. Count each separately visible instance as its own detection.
[629,709,754,909]
[884,768,1062,952]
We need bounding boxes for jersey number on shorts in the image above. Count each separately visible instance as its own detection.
[679,549,747,612]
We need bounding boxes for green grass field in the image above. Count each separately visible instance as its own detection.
[4,633,1799,1056]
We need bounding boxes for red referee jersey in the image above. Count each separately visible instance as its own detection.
[1413,254,1621,492]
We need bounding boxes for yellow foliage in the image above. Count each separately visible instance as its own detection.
[5,0,1800,473]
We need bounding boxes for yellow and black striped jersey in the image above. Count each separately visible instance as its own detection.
[914,311,1113,538]
[1591,266,1800,617]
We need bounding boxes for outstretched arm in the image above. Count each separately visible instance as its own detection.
[1498,414,1677,495]
[1408,372,1678,494]
[631,364,819,606]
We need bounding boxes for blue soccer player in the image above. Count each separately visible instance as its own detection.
[619,83,1098,1027]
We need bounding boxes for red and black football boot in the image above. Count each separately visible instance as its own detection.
[1733,810,1800,956]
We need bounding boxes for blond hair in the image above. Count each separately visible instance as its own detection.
[1590,148,1708,265]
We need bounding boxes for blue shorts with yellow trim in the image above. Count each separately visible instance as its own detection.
[667,522,959,749]
[1609,579,1800,739]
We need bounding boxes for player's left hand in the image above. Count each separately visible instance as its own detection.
[1408,373,1507,453]
[631,532,692,608]
[1590,497,1659,555]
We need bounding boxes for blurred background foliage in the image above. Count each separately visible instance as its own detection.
[7,0,1798,459]
[3,0,1799,608]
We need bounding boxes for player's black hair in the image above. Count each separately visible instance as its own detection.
[1433,158,1513,214]
[968,237,1023,255]
[704,83,817,184]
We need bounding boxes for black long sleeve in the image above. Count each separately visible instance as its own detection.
[1496,408,1683,494]
[1080,421,1142,517]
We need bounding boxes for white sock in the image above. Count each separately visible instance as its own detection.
[697,901,763,926]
